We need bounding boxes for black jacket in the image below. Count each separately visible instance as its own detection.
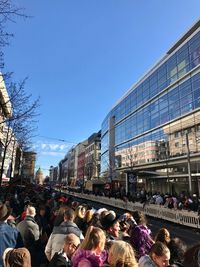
[48,252,71,267]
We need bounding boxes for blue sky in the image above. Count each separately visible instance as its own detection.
[3,0,200,176]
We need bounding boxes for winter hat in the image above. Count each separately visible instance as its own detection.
[0,204,11,221]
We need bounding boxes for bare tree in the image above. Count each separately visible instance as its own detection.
[0,0,27,68]
[125,144,138,170]
[0,79,39,187]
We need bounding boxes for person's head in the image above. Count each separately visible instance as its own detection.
[85,209,94,223]
[119,220,130,233]
[75,205,86,219]
[0,204,11,222]
[80,226,106,254]
[3,247,31,267]
[63,233,80,259]
[198,248,200,267]
[26,206,36,217]
[64,208,75,222]
[168,238,187,265]
[101,211,120,238]
[183,243,200,267]
[149,241,170,267]
[108,240,138,267]
[132,210,147,225]
[39,206,46,216]
[155,228,171,245]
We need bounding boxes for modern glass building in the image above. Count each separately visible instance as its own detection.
[101,20,200,195]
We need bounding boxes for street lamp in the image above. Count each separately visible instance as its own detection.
[186,133,192,195]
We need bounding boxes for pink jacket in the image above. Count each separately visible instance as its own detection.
[72,248,107,267]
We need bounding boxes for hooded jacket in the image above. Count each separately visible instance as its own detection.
[72,248,107,267]
[131,224,153,259]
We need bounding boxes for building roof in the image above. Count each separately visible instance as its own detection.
[112,19,200,110]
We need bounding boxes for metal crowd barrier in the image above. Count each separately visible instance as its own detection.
[66,191,200,229]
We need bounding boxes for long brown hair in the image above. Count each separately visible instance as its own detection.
[155,228,171,245]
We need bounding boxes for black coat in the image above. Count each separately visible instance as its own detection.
[48,252,71,267]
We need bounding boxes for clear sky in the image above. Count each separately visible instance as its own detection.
[3,0,200,176]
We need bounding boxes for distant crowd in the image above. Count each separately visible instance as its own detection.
[0,184,200,267]
[80,187,200,213]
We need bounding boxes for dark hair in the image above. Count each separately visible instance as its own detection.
[132,211,147,225]
[183,243,200,267]
[155,228,170,245]
[168,238,187,265]
[149,241,170,258]
[64,208,74,221]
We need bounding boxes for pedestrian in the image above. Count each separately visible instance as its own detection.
[130,211,154,259]
[108,240,138,267]
[74,205,87,231]
[48,233,80,267]
[72,226,107,267]
[139,241,170,267]
[17,205,40,267]
[0,203,24,267]
[45,208,84,261]
[182,243,200,267]
[3,247,31,267]
[168,238,187,267]
[154,228,171,246]
[100,210,120,248]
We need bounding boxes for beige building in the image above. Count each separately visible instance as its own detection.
[22,151,37,182]
[0,73,12,124]
[0,74,13,181]
[35,167,44,185]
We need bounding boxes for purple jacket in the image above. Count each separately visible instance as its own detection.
[72,248,107,267]
[130,224,153,259]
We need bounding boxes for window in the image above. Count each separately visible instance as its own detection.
[174,132,179,138]
[175,142,179,147]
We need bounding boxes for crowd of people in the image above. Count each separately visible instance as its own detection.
[81,187,200,213]
[0,184,200,267]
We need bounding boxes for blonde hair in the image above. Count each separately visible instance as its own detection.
[109,240,138,267]
[65,233,80,245]
[79,226,105,251]
[85,209,94,223]
[74,205,86,219]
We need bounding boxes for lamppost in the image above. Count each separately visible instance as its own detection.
[186,133,192,195]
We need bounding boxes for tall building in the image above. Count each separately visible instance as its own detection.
[101,20,200,195]
[85,131,101,180]
[35,167,44,185]
[22,151,37,183]
[0,74,12,182]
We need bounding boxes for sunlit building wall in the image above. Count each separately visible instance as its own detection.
[101,20,200,194]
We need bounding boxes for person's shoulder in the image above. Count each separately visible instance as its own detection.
[78,258,92,267]
[139,255,155,267]
[49,252,71,267]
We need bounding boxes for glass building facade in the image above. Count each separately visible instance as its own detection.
[101,20,200,194]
